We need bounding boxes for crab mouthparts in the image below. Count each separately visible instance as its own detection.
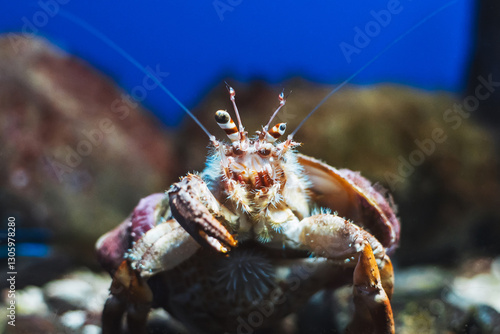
[229,160,275,189]
[242,170,273,189]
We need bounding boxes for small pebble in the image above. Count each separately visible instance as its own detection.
[82,324,102,334]
[60,310,86,330]
[16,286,49,316]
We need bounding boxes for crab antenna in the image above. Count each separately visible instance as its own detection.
[264,90,286,131]
[225,83,244,136]
[215,110,239,142]
[55,11,216,143]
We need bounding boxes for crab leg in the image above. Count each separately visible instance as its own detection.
[102,261,153,334]
[349,243,394,333]
[285,214,395,334]
[103,219,205,334]
[102,294,126,334]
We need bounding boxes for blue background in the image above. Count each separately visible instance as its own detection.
[1,0,474,126]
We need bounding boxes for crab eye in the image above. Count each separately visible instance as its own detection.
[279,123,286,132]
[215,110,230,124]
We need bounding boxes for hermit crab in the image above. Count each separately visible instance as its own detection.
[96,85,400,333]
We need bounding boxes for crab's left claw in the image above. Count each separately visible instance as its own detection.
[168,174,237,253]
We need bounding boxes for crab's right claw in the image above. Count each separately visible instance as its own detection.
[168,174,237,253]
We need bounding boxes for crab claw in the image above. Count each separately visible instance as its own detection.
[168,174,237,253]
[350,242,394,334]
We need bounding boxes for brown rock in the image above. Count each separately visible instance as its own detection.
[0,35,177,266]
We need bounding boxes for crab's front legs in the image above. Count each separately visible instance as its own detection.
[102,173,234,334]
[168,173,238,252]
[102,218,204,334]
[288,214,395,334]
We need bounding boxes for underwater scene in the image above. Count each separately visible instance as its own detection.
[1,1,500,333]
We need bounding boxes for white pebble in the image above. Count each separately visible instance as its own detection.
[82,324,102,334]
[16,286,48,316]
[60,310,86,330]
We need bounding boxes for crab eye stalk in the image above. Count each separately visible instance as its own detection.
[215,110,239,142]
[264,90,287,131]
[265,123,286,143]
[225,83,246,140]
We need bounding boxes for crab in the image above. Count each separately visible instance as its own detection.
[96,85,400,334]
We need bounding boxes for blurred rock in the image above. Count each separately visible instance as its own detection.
[15,285,48,316]
[447,256,500,314]
[44,278,95,313]
[0,251,73,290]
[185,80,500,266]
[393,264,500,333]
[394,266,452,296]
[1,268,108,333]
[60,310,87,331]
[0,35,177,275]
[4,315,57,334]
[43,269,110,313]
[82,324,102,334]
[387,266,453,333]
